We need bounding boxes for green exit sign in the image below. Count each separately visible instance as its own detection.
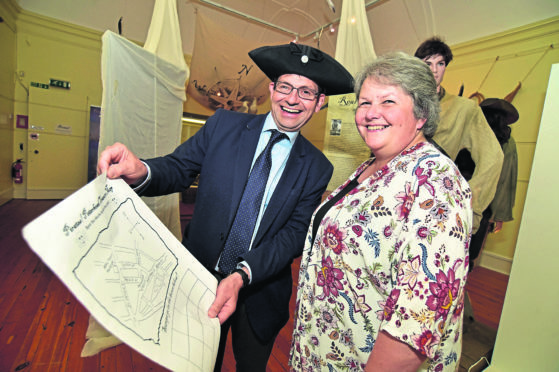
[31,82,49,89]
[49,79,71,89]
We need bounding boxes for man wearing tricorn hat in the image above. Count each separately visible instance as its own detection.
[97,42,353,371]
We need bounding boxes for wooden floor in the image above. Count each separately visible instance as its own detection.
[0,199,509,371]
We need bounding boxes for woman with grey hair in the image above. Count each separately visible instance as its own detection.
[354,51,440,138]
[289,52,473,371]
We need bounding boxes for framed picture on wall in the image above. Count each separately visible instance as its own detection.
[16,115,28,129]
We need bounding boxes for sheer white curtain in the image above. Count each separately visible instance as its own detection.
[84,0,188,356]
[98,0,188,240]
[335,0,376,75]
[324,0,376,190]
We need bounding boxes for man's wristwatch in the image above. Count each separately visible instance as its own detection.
[231,268,249,288]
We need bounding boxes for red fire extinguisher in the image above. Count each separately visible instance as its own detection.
[11,159,23,184]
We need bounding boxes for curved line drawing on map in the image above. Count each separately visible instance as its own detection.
[73,197,178,345]
[165,269,220,371]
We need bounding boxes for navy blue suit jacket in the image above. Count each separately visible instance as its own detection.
[142,109,333,341]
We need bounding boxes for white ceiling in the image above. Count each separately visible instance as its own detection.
[15,0,559,57]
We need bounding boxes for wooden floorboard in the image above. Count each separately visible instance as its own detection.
[0,199,509,371]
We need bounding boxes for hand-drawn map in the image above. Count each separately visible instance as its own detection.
[22,174,219,371]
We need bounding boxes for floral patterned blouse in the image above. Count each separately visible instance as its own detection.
[289,142,472,372]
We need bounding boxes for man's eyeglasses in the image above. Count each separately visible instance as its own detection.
[274,81,319,101]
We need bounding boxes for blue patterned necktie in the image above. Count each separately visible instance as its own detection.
[219,129,288,274]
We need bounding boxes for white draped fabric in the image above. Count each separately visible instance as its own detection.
[98,0,188,240]
[84,0,188,357]
[324,0,377,191]
[335,0,376,76]
[144,0,189,80]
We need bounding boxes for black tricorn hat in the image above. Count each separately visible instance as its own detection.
[249,42,354,96]
[480,98,519,125]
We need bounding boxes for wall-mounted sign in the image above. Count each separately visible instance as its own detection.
[31,82,49,89]
[50,79,71,89]
[55,124,72,135]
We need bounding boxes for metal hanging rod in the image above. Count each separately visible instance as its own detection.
[195,0,382,41]
[195,0,297,37]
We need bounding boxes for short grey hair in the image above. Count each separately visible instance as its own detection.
[354,52,440,138]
